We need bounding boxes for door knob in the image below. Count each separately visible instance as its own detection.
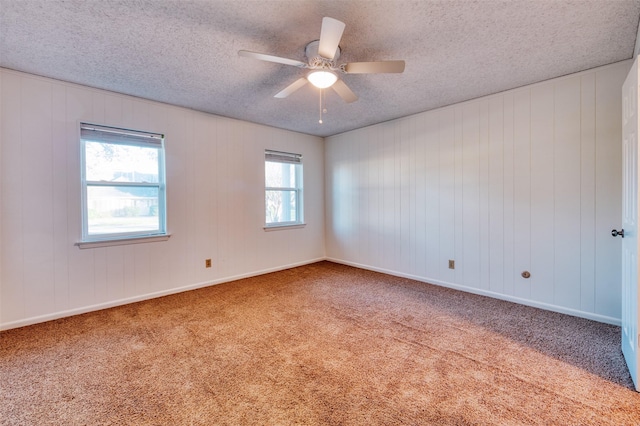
[611,229,625,238]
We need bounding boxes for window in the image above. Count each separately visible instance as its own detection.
[265,150,303,227]
[80,123,166,243]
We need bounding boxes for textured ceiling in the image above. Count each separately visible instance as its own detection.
[1,0,639,137]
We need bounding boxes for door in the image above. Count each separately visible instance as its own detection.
[622,57,639,391]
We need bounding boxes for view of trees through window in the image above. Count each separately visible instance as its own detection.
[84,139,163,237]
[265,160,301,225]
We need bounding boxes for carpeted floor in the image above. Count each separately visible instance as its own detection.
[1,261,639,425]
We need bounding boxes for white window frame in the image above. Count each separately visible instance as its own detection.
[79,123,167,246]
[264,150,304,229]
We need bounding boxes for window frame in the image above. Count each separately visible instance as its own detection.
[79,123,167,245]
[264,150,304,229]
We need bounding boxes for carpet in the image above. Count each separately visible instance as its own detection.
[1,261,639,425]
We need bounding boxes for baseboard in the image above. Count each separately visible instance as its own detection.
[325,257,621,326]
[0,257,327,331]
[3,256,619,331]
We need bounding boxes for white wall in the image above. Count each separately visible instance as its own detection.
[325,60,631,325]
[0,68,325,330]
[0,59,631,330]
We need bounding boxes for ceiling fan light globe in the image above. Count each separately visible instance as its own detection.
[307,70,337,89]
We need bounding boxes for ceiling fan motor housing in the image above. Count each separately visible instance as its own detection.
[305,40,341,70]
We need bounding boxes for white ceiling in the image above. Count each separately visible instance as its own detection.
[1,0,639,137]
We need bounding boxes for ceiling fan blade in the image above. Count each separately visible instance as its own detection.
[331,79,358,103]
[238,50,307,68]
[318,17,345,60]
[344,60,406,74]
[274,78,309,98]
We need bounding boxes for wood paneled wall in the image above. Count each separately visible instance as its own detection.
[325,61,631,324]
[0,60,631,329]
[0,69,325,330]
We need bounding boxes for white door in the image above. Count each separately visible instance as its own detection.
[621,57,639,391]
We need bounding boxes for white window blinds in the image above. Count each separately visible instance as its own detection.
[265,150,302,164]
[80,124,163,148]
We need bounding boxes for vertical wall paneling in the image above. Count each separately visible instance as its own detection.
[355,126,366,266]
[530,84,556,304]
[414,117,424,277]
[248,124,263,269]
[502,93,516,296]
[339,131,352,262]
[92,246,108,304]
[423,112,439,278]
[439,109,456,283]
[478,100,491,291]
[393,122,401,270]
[325,60,631,324]
[513,89,532,300]
[122,245,136,299]
[0,68,324,330]
[22,77,55,317]
[193,112,212,281]
[230,121,246,276]
[462,103,481,288]
[332,131,343,262]
[52,83,70,312]
[329,133,345,261]
[419,115,440,277]
[179,110,195,285]
[454,107,464,283]
[328,133,340,261]
[1,72,25,321]
[488,96,505,295]
[324,135,336,258]
[369,127,381,269]
[580,73,597,312]
[334,134,343,256]
[408,118,416,275]
[554,76,582,309]
[382,123,395,271]
[216,117,230,277]
[364,126,375,267]
[341,131,352,263]
[105,246,124,301]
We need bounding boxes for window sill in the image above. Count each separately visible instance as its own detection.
[263,223,306,231]
[76,234,171,249]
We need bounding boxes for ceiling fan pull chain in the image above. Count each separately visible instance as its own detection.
[323,89,328,114]
[319,89,323,124]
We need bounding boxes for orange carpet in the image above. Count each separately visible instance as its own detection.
[1,261,639,425]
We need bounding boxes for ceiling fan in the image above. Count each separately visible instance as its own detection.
[238,17,405,104]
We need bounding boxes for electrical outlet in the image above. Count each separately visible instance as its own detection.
[448,260,455,269]
[205,259,212,268]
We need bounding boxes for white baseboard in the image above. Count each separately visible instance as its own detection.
[0,257,327,331]
[2,256,620,331]
[325,257,621,326]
